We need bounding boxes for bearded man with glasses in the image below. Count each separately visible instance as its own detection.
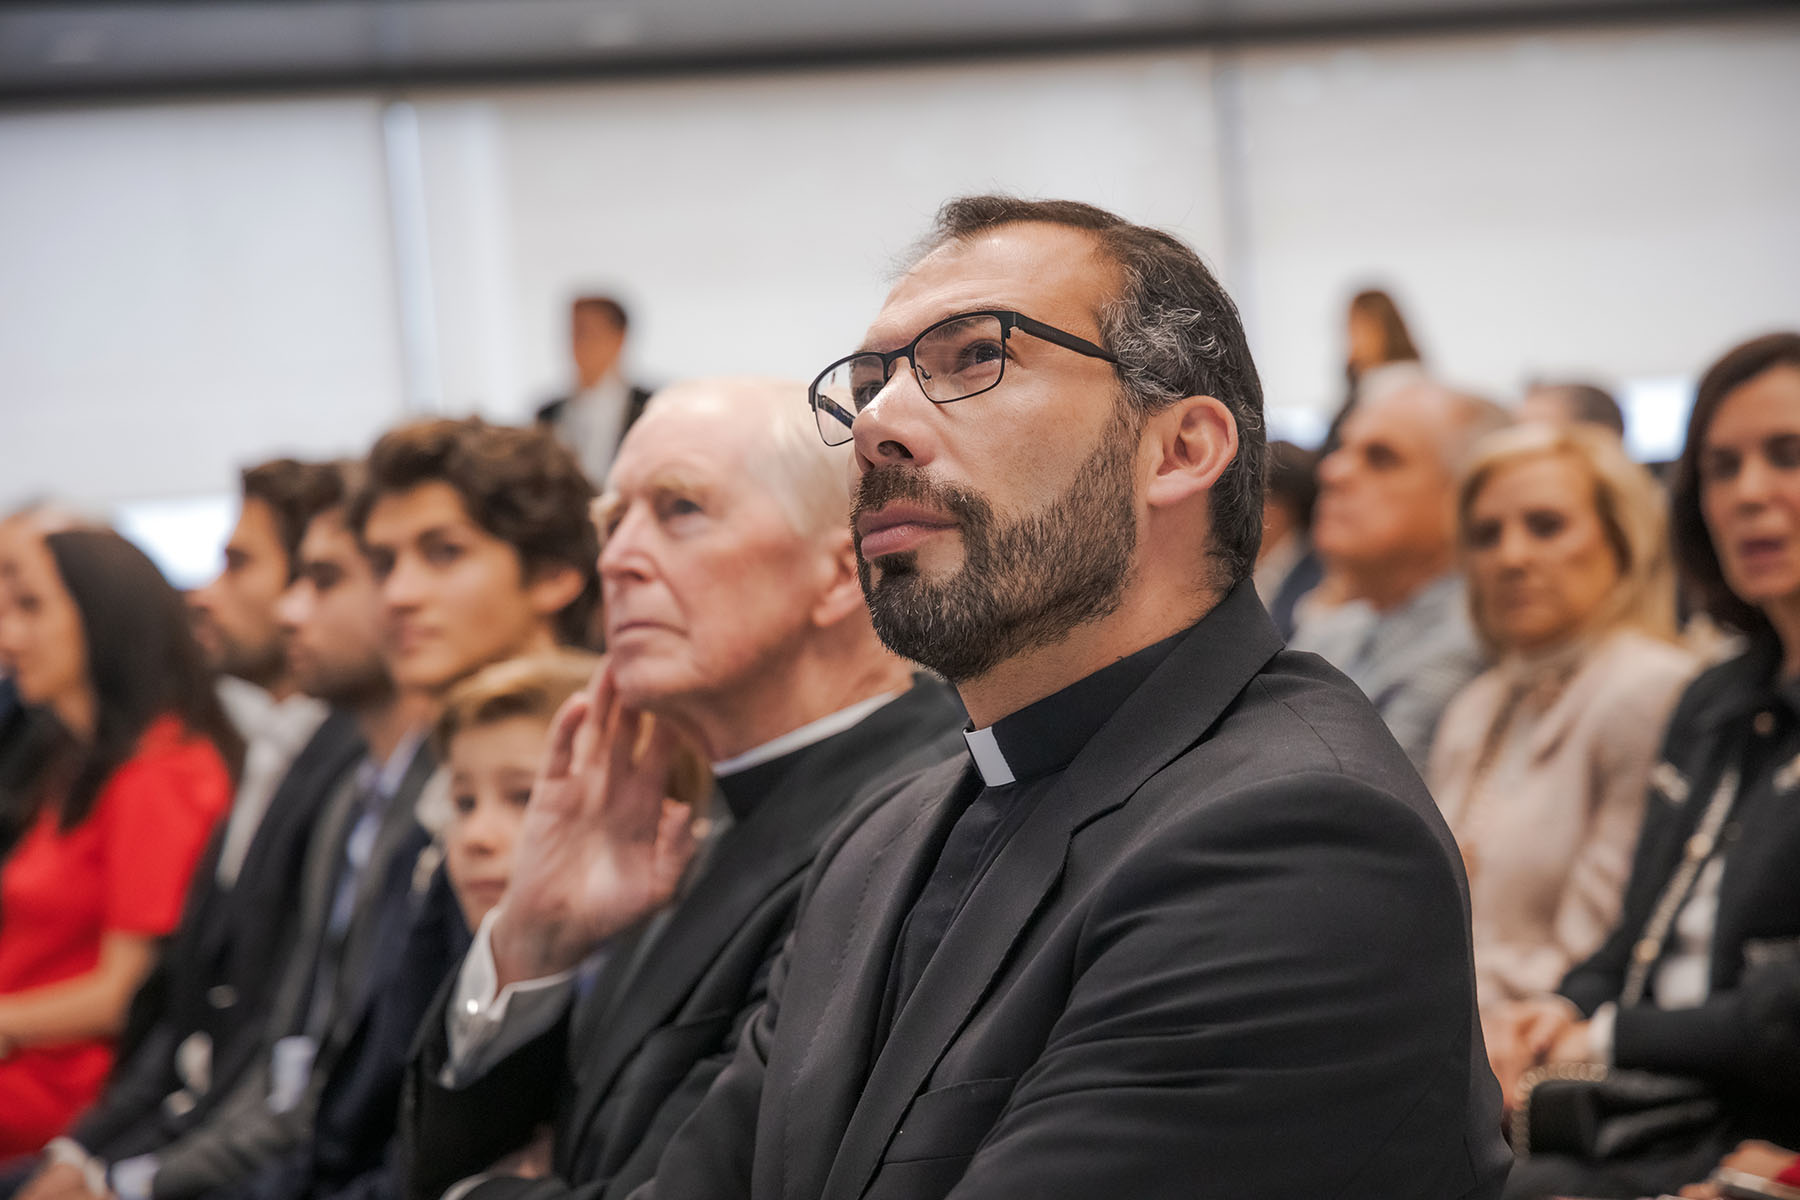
[474,196,1512,1200]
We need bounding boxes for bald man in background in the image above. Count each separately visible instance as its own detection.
[1294,383,1509,771]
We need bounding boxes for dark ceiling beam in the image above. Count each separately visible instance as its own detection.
[0,0,1793,107]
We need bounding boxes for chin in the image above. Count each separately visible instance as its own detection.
[607,656,693,713]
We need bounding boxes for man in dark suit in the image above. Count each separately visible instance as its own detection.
[536,296,653,488]
[403,379,966,1200]
[508,197,1511,1199]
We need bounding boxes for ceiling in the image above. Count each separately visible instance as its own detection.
[0,0,1788,102]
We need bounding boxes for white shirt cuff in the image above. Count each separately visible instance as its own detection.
[1587,1001,1618,1065]
[109,1154,160,1200]
[443,909,578,1086]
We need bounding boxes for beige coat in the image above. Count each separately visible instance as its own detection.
[1428,628,1698,1013]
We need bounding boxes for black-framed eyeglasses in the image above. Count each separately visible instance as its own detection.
[807,309,1118,447]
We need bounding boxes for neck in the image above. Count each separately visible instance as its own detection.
[666,644,915,763]
[956,581,1219,729]
[1343,548,1453,613]
[354,688,437,765]
[51,687,95,741]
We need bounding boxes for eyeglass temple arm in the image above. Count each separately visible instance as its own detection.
[1008,313,1118,363]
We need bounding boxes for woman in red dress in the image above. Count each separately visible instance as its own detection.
[0,528,240,1158]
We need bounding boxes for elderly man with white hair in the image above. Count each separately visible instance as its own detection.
[403,379,966,1200]
[1294,382,1511,771]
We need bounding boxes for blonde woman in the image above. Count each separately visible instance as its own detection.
[1429,423,1697,1017]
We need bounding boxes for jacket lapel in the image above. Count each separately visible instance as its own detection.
[562,784,830,1140]
[567,679,966,1168]
[823,584,1283,1200]
[774,756,972,1200]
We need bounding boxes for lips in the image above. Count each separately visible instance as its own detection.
[392,622,439,653]
[1734,536,1790,570]
[607,618,679,642]
[456,878,509,906]
[855,504,957,559]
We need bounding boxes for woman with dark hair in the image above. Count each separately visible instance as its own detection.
[1491,332,1800,1199]
[0,529,238,1157]
[1322,287,1427,449]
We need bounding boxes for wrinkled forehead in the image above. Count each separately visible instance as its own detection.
[866,222,1118,350]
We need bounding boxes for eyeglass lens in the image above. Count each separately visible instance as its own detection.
[812,314,1007,446]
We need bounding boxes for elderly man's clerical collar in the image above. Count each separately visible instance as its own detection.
[961,627,1186,788]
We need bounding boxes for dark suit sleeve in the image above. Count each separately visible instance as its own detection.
[615,935,789,1200]
[1559,678,1707,1016]
[941,773,1491,1200]
[401,982,568,1200]
[71,1020,184,1155]
[455,947,782,1200]
[599,941,780,1200]
[1608,960,1800,1097]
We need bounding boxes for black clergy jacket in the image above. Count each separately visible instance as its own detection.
[402,677,967,1200]
[631,583,1512,1200]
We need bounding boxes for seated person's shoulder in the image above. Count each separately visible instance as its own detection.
[1210,648,1431,797]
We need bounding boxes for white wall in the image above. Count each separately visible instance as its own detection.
[416,52,1227,419]
[0,96,408,507]
[3,14,1798,536]
[1237,20,1800,416]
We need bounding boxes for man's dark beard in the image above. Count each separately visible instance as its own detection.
[853,410,1139,683]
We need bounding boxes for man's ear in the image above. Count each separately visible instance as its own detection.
[809,528,868,629]
[1142,395,1238,511]
[527,562,587,620]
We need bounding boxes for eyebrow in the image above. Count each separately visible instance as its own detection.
[594,471,714,531]
[857,302,1016,354]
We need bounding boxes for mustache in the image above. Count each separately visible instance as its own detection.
[853,466,989,534]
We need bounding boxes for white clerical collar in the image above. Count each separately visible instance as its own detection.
[962,726,1015,787]
[711,690,906,777]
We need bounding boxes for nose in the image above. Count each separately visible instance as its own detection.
[274,581,306,634]
[851,364,937,473]
[1732,454,1777,510]
[1317,447,1351,488]
[382,553,427,613]
[598,504,654,587]
[457,800,505,857]
[1493,521,1533,570]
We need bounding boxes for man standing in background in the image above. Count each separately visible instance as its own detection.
[537,296,653,487]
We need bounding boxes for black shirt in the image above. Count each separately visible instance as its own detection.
[882,629,1186,1033]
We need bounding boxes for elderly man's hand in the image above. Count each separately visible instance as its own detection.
[491,663,700,989]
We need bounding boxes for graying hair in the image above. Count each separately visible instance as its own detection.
[916,195,1267,585]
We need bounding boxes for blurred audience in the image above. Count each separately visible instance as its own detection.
[1294,382,1507,770]
[404,380,966,1200]
[28,463,383,1200]
[27,419,599,1200]
[1254,441,1323,640]
[1519,380,1627,441]
[0,529,239,1156]
[536,295,653,488]
[6,193,1799,1200]
[190,463,333,882]
[230,652,661,1200]
[1429,423,1697,1022]
[1492,331,1800,1200]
